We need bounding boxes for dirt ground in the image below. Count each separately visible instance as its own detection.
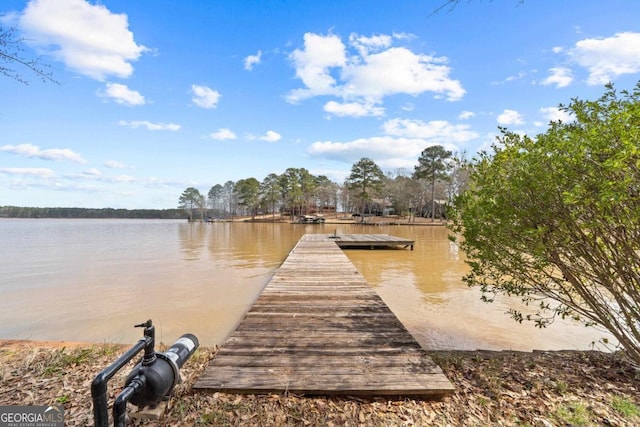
[1,340,639,426]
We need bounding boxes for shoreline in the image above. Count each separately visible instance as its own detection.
[0,338,99,349]
[1,339,638,425]
[0,337,615,354]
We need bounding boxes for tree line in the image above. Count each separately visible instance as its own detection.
[0,206,185,219]
[178,146,469,222]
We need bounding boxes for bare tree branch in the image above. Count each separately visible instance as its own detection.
[430,0,524,16]
[0,26,59,85]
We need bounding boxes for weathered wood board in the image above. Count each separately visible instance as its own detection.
[193,234,454,397]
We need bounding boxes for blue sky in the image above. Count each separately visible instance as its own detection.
[1,0,640,209]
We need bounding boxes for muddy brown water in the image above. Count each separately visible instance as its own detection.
[0,219,612,350]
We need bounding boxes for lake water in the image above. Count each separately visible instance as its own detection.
[0,218,612,350]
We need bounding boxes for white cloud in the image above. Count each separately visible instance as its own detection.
[383,118,478,143]
[570,32,640,85]
[458,110,475,120]
[18,0,147,80]
[0,167,55,178]
[259,130,281,142]
[118,120,181,131]
[101,83,145,106]
[323,100,384,117]
[344,47,465,101]
[0,143,87,163]
[82,168,102,177]
[539,106,574,123]
[505,71,526,82]
[209,128,237,140]
[287,32,465,114]
[491,71,527,86]
[244,50,262,71]
[348,33,393,56]
[287,32,346,102]
[308,167,350,184]
[308,117,476,168]
[113,175,135,183]
[309,136,428,168]
[140,176,188,189]
[497,109,524,125]
[104,160,126,169]
[64,169,137,184]
[191,84,221,109]
[541,67,573,88]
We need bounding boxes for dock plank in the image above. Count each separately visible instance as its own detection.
[194,234,453,397]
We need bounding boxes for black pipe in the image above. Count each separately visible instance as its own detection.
[92,321,198,426]
[139,320,156,366]
[126,333,199,408]
[113,375,146,427]
[91,320,154,427]
[91,339,149,427]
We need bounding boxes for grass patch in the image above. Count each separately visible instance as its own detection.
[612,396,640,418]
[477,396,490,407]
[554,380,568,395]
[95,343,123,357]
[38,347,94,376]
[55,395,70,404]
[553,402,591,426]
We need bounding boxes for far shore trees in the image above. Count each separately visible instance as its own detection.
[447,151,471,202]
[345,157,385,221]
[449,83,640,364]
[234,178,260,219]
[223,181,235,219]
[314,175,339,215]
[279,168,304,217]
[178,187,204,221]
[260,173,282,221]
[178,146,468,222]
[414,145,452,221]
[386,168,422,221]
[207,184,223,217]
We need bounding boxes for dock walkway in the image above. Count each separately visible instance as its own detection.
[194,234,454,397]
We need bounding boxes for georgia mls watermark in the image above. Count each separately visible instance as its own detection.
[0,406,64,427]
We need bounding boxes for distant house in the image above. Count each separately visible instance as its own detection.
[421,199,448,219]
[283,202,336,216]
[370,198,394,216]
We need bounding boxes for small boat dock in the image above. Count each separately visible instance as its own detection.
[194,234,453,397]
[323,233,414,250]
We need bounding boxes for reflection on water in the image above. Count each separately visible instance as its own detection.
[0,219,612,350]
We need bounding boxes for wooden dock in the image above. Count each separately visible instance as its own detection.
[325,233,414,250]
[194,234,454,397]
